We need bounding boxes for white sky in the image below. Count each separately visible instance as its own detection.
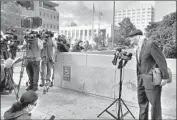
[53,1,176,25]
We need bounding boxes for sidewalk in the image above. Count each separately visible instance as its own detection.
[1,66,176,119]
[1,86,176,120]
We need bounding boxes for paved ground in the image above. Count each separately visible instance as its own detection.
[1,53,176,120]
[1,86,176,119]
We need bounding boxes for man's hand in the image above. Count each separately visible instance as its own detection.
[160,79,168,86]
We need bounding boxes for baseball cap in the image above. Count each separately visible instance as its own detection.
[20,90,38,104]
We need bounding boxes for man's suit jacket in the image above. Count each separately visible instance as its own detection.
[137,39,169,89]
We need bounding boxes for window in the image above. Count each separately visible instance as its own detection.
[61,30,63,34]
[72,30,75,38]
[89,30,91,36]
[47,14,49,17]
[43,24,45,28]
[50,24,52,28]
[51,14,52,19]
[43,13,45,17]
[57,16,59,20]
[39,1,42,7]
[40,12,41,16]
[68,31,71,37]
[54,16,55,19]
[85,30,87,36]
[47,24,48,28]
[54,25,55,29]
[57,26,59,29]
[76,30,79,38]
[65,30,67,36]
[80,30,83,37]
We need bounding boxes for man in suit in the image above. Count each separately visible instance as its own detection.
[127,29,169,120]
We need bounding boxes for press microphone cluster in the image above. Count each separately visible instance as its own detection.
[112,48,133,69]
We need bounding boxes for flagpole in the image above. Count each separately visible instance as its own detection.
[92,3,94,40]
[112,1,115,48]
[98,6,100,37]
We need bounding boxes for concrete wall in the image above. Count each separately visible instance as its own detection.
[54,53,176,117]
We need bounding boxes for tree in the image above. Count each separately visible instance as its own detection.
[1,1,22,32]
[71,22,77,26]
[145,12,176,58]
[115,17,136,47]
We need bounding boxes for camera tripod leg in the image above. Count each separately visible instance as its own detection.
[97,98,119,118]
[120,99,136,119]
[7,68,19,100]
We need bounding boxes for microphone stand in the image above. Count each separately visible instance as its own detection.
[97,57,136,120]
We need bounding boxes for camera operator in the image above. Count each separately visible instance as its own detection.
[20,30,44,91]
[0,32,18,94]
[40,31,57,87]
[8,35,19,60]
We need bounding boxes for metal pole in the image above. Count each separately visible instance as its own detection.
[112,1,115,48]
[92,3,95,40]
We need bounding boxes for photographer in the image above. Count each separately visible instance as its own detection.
[20,30,44,91]
[40,31,57,87]
[72,40,84,52]
[0,32,18,94]
[56,35,70,52]
[8,35,19,60]
[4,90,38,120]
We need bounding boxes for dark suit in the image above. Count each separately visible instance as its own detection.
[136,39,169,120]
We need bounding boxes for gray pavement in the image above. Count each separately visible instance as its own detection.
[1,64,176,119]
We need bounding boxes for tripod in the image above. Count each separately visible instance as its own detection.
[97,60,136,120]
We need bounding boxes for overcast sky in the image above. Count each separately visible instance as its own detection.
[53,1,176,26]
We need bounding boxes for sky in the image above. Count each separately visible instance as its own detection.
[53,1,176,26]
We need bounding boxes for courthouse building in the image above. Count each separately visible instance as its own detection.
[59,24,119,45]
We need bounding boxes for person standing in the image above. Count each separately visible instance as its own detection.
[20,31,44,91]
[127,29,169,120]
[40,32,57,87]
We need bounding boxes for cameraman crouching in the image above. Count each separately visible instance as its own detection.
[20,31,43,91]
[40,31,57,87]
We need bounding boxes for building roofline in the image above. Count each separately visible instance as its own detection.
[43,1,59,7]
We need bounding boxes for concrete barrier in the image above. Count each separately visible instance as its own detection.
[54,52,176,116]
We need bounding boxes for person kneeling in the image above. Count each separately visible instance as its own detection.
[4,90,38,120]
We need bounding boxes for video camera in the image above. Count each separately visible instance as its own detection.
[0,31,18,52]
[112,48,132,69]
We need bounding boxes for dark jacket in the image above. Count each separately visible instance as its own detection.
[137,39,169,89]
[72,44,84,52]
[4,109,31,120]
[58,43,70,52]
